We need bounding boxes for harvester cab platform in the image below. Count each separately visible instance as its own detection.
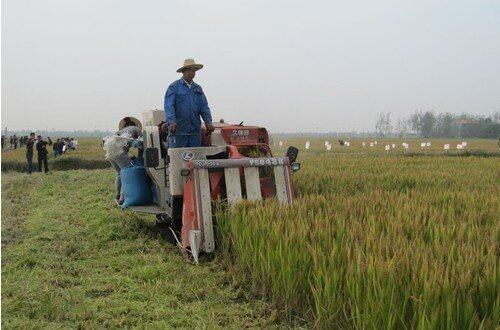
[123,109,300,263]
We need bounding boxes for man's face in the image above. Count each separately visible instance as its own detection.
[182,68,196,83]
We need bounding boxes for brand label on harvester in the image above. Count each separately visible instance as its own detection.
[181,151,194,161]
[231,129,250,137]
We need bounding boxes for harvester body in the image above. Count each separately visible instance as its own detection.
[128,110,298,262]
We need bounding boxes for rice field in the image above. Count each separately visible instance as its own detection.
[217,143,500,328]
[2,137,499,328]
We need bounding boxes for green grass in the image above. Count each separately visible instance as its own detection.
[1,170,279,328]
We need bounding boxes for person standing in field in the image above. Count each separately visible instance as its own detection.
[1,135,4,149]
[36,135,49,173]
[164,58,214,148]
[26,133,36,174]
[12,135,18,149]
[53,139,62,157]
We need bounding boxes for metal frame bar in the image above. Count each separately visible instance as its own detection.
[189,157,293,254]
[192,157,288,169]
[194,168,215,253]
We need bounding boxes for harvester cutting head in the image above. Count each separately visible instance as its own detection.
[132,110,300,263]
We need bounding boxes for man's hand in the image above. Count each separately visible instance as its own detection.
[206,123,215,133]
[169,123,177,134]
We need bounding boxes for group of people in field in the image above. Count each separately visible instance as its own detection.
[2,134,44,149]
[52,137,77,156]
[1,134,24,149]
[1,133,77,174]
[23,133,50,174]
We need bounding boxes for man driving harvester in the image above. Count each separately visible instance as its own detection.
[164,59,215,148]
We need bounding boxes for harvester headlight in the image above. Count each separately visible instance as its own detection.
[291,162,301,172]
[181,169,191,177]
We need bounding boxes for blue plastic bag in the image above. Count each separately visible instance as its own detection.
[120,162,152,209]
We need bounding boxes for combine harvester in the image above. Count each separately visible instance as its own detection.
[123,110,300,263]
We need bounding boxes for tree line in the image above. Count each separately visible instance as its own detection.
[376,111,500,138]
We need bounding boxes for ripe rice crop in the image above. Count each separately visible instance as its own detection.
[217,152,499,328]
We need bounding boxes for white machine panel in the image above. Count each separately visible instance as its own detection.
[168,146,226,196]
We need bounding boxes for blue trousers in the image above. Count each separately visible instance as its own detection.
[168,134,201,148]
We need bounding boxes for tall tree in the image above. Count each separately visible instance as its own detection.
[435,112,455,137]
[408,111,423,135]
[420,111,436,138]
[396,118,407,138]
[375,112,392,137]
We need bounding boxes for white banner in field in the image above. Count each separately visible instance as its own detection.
[305,141,310,150]
[420,142,426,147]
[279,141,283,147]
[457,144,463,149]
[426,142,431,147]
[369,142,374,147]
[385,145,390,151]
[461,141,467,147]
[326,144,332,151]
[444,144,450,150]
[362,142,366,147]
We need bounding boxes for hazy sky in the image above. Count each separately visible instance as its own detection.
[2,0,499,132]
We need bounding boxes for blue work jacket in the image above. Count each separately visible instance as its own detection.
[164,79,212,135]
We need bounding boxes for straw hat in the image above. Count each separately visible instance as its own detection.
[176,58,204,73]
[118,116,142,130]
